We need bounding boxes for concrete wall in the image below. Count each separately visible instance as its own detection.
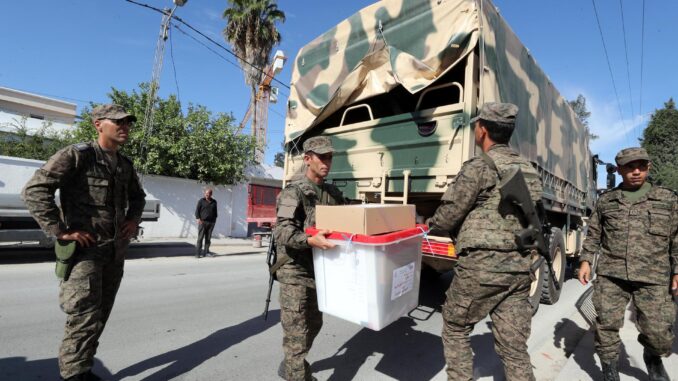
[140,175,249,239]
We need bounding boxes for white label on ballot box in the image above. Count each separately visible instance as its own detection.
[391,261,416,300]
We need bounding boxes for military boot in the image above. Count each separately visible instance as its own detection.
[601,361,620,381]
[644,350,670,381]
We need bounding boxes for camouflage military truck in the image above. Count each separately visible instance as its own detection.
[281,0,597,310]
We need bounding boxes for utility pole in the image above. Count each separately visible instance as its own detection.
[140,0,187,177]
[238,50,286,163]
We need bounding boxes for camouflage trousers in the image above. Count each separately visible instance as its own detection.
[593,275,676,363]
[279,282,322,381]
[442,266,535,381]
[58,247,125,379]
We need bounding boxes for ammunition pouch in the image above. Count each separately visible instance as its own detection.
[54,240,77,281]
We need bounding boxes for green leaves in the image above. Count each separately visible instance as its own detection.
[0,117,65,161]
[642,98,678,189]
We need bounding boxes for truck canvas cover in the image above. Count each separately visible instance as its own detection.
[285,0,593,206]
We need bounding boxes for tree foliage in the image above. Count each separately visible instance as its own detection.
[222,0,286,96]
[0,117,65,160]
[568,94,598,140]
[68,84,257,185]
[641,98,678,190]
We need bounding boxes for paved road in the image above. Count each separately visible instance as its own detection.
[0,244,675,380]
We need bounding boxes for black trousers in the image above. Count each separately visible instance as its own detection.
[196,221,215,256]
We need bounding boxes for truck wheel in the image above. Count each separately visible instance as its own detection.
[540,227,566,304]
[528,253,545,315]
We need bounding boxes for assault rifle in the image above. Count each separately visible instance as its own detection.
[497,167,560,291]
[263,234,277,321]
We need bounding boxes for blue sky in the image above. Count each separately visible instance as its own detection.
[1,0,676,182]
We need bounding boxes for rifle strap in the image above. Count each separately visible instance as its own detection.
[269,253,290,274]
[480,152,501,180]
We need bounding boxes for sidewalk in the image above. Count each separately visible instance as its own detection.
[555,289,678,380]
[131,236,269,258]
[0,236,268,263]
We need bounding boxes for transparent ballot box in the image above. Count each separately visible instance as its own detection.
[306,226,426,331]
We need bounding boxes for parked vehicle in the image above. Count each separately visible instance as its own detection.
[0,155,161,247]
[281,0,597,311]
[246,178,282,236]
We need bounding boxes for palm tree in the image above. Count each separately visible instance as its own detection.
[223,0,285,136]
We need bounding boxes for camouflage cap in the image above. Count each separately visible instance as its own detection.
[470,102,519,125]
[91,104,137,122]
[303,136,334,154]
[615,147,650,166]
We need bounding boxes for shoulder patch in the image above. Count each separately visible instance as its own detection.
[73,142,92,151]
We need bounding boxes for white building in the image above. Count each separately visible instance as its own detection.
[0,86,77,136]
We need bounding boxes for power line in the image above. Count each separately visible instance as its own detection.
[124,0,290,91]
[591,0,630,144]
[171,23,290,99]
[639,0,646,120]
[618,0,635,120]
[169,25,181,106]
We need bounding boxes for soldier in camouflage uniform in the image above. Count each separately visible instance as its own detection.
[273,136,346,381]
[22,104,146,381]
[429,103,542,381]
[579,147,678,381]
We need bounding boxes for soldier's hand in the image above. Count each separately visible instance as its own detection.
[120,220,139,240]
[197,219,203,225]
[307,229,336,250]
[58,230,96,248]
[578,261,591,285]
[672,274,678,296]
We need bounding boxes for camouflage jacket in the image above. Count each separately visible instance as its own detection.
[22,142,146,244]
[429,144,543,272]
[273,177,345,287]
[581,184,678,285]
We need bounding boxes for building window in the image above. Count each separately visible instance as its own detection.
[29,113,45,120]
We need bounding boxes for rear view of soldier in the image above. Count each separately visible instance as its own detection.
[22,104,146,381]
[579,147,678,381]
[429,103,543,381]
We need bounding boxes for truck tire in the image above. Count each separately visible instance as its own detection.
[528,253,545,315]
[540,227,566,304]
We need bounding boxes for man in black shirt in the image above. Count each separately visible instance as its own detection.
[195,188,218,258]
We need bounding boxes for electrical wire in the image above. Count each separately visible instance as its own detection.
[591,0,630,144]
[618,0,635,120]
[168,24,181,106]
[124,0,290,90]
[639,0,646,121]
[172,24,290,98]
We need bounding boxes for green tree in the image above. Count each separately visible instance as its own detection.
[568,94,598,140]
[223,0,285,98]
[69,84,257,185]
[0,117,66,160]
[641,98,678,190]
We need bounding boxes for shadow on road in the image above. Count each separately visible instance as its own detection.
[313,317,445,381]
[552,317,648,380]
[114,310,281,381]
[0,357,113,380]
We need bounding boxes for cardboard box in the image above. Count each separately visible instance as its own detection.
[315,204,415,235]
